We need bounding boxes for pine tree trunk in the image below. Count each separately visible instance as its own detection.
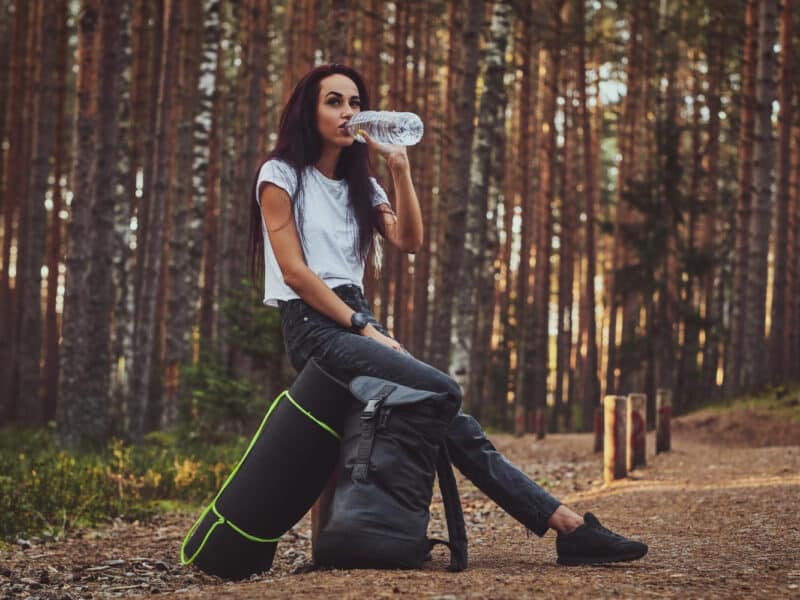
[429,0,483,372]
[409,5,435,358]
[742,0,778,391]
[532,0,564,438]
[17,0,59,425]
[513,13,539,436]
[789,116,800,378]
[0,0,11,207]
[81,0,124,435]
[163,0,205,427]
[769,0,792,383]
[390,1,408,343]
[0,0,30,421]
[450,0,511,414]
[109,0,134,430]
[133,0,164,330]
[577,0,600,432]
[555,38,576,432]
[199,0,223,347]
[59,0,102,443]
[605,0,642,397]
[129,0,181,441]
[43,0,69,422]
[328,0,349,63]
[701,6,724,400]
[454,0,511,413]
[729,0,758,396]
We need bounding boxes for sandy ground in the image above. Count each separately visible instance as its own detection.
[2,411,799,599]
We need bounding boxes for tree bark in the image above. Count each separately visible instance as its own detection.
[577,0,599,432]
[18,0,59,425]
[129,0,181,441]
[728,0,758,396]
[513,9,539,436]
[199,0,224,347]
[43,0,69,422]
[769,0,792,383]
[58,0,102,443]
[429,0,483,372]
[453,0,512,414]
[741,0,778,391]
[532,0,564,438]
[163,0,206,427]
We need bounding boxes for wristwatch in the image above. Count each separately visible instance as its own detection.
[350,311,370,333]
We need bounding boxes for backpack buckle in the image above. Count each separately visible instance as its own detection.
[362,398,381,420]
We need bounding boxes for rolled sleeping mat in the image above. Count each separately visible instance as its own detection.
[180,357,352,580]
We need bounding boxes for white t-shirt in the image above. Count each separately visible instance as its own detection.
[255,158,390,307]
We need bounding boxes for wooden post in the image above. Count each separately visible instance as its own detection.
[626,393,647,470]
[593,406,603,452]
[535,408,546,439]
[656,389,672,453]
[603,395,627,483]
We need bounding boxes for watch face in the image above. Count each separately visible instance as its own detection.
[353,312,369,329]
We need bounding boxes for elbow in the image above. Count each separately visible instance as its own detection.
[403,235,423,254]
[281,263,308,289]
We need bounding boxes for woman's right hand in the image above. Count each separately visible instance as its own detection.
[361,323,408,354]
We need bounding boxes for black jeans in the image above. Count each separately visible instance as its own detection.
[278,283,561,536]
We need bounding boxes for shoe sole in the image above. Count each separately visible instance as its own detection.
[556,548,648,566]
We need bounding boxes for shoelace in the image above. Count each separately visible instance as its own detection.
[590,519,626,540]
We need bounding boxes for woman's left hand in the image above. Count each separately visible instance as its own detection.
[357,129,409,173]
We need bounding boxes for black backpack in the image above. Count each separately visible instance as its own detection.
[313,375,468,572]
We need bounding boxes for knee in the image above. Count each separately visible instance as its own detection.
[441,375,463,406]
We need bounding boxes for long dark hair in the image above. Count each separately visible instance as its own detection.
[248,63,384,290]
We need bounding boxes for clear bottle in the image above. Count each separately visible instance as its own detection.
[345,110,424,146]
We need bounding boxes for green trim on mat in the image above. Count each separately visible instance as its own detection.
[284,390,341,440]
[180,386,341,565]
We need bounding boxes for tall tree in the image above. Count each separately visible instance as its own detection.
[728,0,758,395]
[532,0,565,438]
[513,8,540,436]
[17,0,59,424]
[199,0,224,346]
[59,0,103,443]
[453,0,512,414]
[741,0,778,390]
[769,0,792,383]
[163,0,206,426]
[43,0,70,421]
[129,0,181,441]
[0,0,31,421]
[577,0,600,431]
[429,0,484,372]
[554,28,576,432]
[700,0,725,400]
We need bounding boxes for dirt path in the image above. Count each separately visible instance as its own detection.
[2,415,799,599]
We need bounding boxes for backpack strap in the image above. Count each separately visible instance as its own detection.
[435,444,468,572]
[351,383,396,482]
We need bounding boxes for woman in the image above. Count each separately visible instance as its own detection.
[248,63,647,566]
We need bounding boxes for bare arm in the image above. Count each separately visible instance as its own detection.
[259,182,403,351]
[361,130,423,254]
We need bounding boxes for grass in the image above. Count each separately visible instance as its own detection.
[692,384,800,423]
[0,427,249,543]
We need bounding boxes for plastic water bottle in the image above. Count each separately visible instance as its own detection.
[345,110,424,146]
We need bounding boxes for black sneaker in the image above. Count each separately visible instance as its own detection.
[556,512,648,566]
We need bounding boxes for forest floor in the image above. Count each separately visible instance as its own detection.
[2,402,799,600]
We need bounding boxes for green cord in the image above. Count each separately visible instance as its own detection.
[180,388,341,565]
